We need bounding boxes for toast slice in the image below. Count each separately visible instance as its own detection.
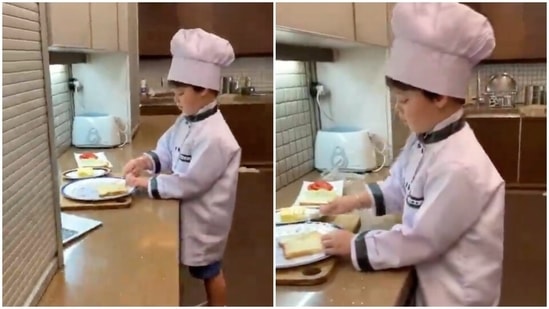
[280,231,323,259]
[97,183,128,197]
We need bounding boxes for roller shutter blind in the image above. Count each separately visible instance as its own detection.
[3,2,62,306]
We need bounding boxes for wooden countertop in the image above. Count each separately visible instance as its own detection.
[275,171,414,306]
[40,122,180,306]
[39,116,274,306]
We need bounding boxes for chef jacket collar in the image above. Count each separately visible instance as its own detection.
[183,101,218,123]
[418,109,465,144]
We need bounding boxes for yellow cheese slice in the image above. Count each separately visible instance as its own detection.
[76,167,94,177]
[279,206,307,223]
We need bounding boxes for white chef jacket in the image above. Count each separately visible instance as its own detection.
[351,109,505,306]
[144,101,241,266]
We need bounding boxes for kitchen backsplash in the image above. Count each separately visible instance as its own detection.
[140,57,273,93]
[275,60,316,190]
[49,64,72,156]
[467,62,547,103]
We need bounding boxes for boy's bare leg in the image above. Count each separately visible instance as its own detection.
[204,270,227,306]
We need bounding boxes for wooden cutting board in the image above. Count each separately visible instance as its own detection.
[60,195,132,210]
[59,173,133,210]
[276,213,361,286]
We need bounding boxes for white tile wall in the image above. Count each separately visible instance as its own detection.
[275,60,315,190]
[49,64,72,156]
[140,57,273,92]
[467,62,547,102]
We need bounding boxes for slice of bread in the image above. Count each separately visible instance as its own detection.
[280,231,323,259]
[97,183,128,197]
[298,189,338,206]
[80,158,109,168]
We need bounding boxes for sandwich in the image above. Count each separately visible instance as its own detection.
[279,231,324,259]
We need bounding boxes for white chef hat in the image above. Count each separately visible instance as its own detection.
[168,28,235,91]
[387,3,495,99]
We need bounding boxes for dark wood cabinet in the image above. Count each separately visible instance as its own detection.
[467,116,546,189]
[467,117,520,184]
[139,3,273,57]
[464,3,546,61]
[500,191,546,306]
[138,3,179,56]
[518,118,547,185]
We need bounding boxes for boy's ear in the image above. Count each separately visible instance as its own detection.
[434,95,450,109]
[199,88,210,97]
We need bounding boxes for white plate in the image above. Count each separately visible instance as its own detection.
[275,222,339,269]
[294,180,344,206]
[275,207,322,225]
[74,152,113,168]
[61,177,135,201]
[62,167,111,180]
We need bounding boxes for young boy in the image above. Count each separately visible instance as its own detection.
[123,28,241,306]
[320,3,505,306]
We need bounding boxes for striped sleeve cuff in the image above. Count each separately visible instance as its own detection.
[350,231,374,272]
[144,151,161,174]
[367,182,386,216]
[148,176,161,199]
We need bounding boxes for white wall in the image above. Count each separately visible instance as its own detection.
[71,53,132,137]
[316,46,393,161]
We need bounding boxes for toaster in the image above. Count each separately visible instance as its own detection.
[72,113,123,148]
[314,127,378,173]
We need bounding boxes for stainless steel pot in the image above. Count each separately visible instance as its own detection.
[484,72,518,107]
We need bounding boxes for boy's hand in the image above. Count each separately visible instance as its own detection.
[125,173,149,189]
[123,156,151,176]
[320,194,367,216]
[321,230,354,257]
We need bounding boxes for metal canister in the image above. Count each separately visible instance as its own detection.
[525,85,544,105]
[221,76,232,94]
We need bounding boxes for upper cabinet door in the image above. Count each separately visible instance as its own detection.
[90,3,119,51]
[138,3,179,56]
[47,3,91,49]
[354,3,390,47]
[276,3,355,41]
[212,3,273,55]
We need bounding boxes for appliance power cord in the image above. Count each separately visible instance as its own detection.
[316,91,335,123]
[368,132,388,173]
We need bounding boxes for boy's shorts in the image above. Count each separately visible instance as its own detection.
[182,261,222,280]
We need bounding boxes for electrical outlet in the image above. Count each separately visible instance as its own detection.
[317,85,330,97]
[309,82,330,97]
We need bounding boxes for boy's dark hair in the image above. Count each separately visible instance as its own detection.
[168,80,219,96]
[385,76,465,105]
